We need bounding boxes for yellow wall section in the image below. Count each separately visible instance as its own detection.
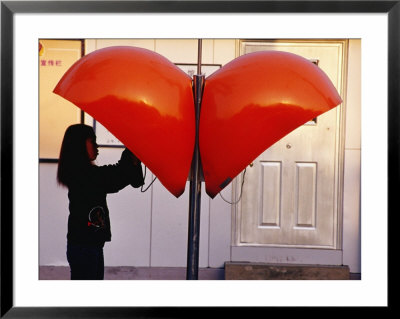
[39,40,82,158]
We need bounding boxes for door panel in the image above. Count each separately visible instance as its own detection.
[236,40,346,249]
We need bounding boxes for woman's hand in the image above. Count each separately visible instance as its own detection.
[121,148,141,165]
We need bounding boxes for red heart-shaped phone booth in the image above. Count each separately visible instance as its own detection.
[55,47,342,199]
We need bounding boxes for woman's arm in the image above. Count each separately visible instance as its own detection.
[93,148,144,193]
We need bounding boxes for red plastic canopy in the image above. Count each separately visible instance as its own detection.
[54,46,195,198]
[200,51,342,198]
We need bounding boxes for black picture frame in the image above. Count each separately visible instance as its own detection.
[1,0,396,317]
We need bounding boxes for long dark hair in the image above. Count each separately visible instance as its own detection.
[57,124,96,187]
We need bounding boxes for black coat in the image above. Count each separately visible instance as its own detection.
[66,149,144,247]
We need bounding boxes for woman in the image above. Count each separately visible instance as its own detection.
[57,124,144,280]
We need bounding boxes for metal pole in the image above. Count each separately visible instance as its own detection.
[197,39,202,75]
[186,40,204,280]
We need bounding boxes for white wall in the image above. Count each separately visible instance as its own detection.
[39,39,361,272]
[342,39,361,272]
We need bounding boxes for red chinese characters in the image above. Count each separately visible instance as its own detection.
[40,60,62,67]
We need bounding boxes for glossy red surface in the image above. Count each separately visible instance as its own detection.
[54,46,195,198]
[200,51,342,198]
[55,47,342,199]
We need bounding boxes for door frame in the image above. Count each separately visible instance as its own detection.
[231,39,349,265]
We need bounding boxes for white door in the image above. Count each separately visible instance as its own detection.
[235,40,346,250]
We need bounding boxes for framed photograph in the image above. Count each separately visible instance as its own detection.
[2,0,397,316]
[93,119,124,147]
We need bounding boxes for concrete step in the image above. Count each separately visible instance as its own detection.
[40,264,357,280]
[225,262,350,280]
